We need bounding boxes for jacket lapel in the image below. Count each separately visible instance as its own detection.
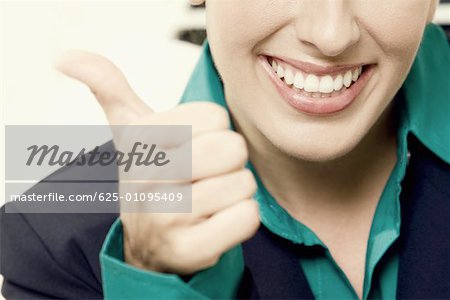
[239,225,315,299]
[396,134,450,299]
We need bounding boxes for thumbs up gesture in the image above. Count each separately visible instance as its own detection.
[55,51,260,275]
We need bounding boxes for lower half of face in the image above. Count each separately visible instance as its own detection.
[206,0,434,162]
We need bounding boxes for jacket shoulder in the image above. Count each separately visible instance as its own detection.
[1,141,118,298]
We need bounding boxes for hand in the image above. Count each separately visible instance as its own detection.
[55,50,260,275]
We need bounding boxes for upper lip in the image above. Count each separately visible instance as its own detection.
[267,55,366,76]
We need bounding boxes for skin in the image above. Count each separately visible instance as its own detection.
[56,1,438,299]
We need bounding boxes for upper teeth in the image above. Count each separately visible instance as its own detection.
[271,60,363,94]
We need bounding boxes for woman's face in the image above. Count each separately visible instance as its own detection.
[205,0,437,161]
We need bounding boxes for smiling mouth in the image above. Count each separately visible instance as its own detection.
[260,55,375,115]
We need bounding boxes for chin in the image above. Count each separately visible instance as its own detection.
[269,132,362,163]
[287,145,355,163]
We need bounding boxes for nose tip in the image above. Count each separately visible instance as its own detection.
[311,23,360,57]
[295,6,360,57]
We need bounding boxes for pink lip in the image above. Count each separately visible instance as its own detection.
[258,56,375,115]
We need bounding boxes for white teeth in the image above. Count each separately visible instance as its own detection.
[334,74,343,91]
[304,74,320,92]
[271,59,364,95]
[343,70,352,88]
[284,69,294,85]
[319,75,334,93]
[277,64,284,78]
[272,60,278,70]
[352,69,359,82]
[293,72,304,89]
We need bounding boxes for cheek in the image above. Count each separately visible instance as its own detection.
[358,1,428,60]
[206,0,293,55]
[355,1,429,116]
[206,1,291,115]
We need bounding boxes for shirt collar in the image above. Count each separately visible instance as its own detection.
[401,23,450,163]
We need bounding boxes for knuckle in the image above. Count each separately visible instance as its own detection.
[240,169,258,195]
[243,201,261,230]
[201,254,220,268]
[197,133,221,155]
[196,102,230,129]
[225,132,248,164]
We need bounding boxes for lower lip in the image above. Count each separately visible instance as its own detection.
[258,56,374,115]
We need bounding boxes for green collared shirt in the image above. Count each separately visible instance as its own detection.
[100,23,450,299]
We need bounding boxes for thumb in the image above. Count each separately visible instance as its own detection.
[54,50,152,125]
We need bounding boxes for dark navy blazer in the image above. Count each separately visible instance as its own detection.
[1,134,449,299]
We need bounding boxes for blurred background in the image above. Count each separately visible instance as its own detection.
[1,1,206,125]
[0,1,449,295]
